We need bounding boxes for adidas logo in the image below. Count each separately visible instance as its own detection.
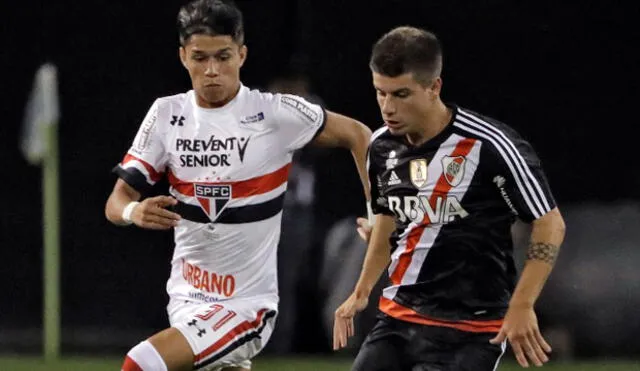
[388,171,401,186]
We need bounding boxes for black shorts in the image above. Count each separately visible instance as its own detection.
[352,313,505,371]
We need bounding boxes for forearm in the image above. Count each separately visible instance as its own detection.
[105,179,141,225]
[510,208,566,307]
[354,215,395,298]
[348,121,372,201]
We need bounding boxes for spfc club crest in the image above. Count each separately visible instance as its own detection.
[410,159,428,188]
[441,155,466,187]
[194,184,232,221]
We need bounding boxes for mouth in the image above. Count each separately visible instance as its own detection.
[384,120,402,129]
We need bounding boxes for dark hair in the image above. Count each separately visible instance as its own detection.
[177,0,244,46]
[370,26,443,86]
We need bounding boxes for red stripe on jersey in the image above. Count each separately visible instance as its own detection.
[379,297,502,333]
[168,163,291,198]
[121,154,163,182]
[389,138,477,286]
[194,308,269,363]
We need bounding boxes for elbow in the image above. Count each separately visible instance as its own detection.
[347,120,372,150]
[105,197,120,225]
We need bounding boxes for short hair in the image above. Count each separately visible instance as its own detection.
[370,26,443,86]
[177,0,244,46]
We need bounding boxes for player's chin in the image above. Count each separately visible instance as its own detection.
[200,89,227,106]
[386,125,407,136]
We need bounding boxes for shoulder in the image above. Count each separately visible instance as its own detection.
[154,92,190,111]
[452,106,530,154]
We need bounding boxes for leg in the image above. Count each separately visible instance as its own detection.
[121,327,193,371]
[173,301,276,371]
[351,315,407,371]
[453,333,506,371]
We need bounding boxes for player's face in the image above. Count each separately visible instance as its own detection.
[180,34,247,108]
[372,72,439,136]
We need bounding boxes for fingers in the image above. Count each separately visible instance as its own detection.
[347,317,355,338]
[139,214,178,229]
[152,206,181,221]
[519,335,543,367]
[153,195,178,207]
[357,227,368,242]
[535,330,552,353]
[510,341,529,368]
[333,317,348,350]
[489,330,506,345]
[356,217,369,227]
[528,333,549,365]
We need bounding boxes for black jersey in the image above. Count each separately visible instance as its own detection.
[368,104,556,331]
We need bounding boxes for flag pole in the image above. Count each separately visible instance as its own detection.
[43,120,60,361]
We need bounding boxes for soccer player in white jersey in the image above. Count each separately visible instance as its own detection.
[105,1,372,370]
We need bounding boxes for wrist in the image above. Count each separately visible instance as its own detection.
[509,298,535,309]
[121,201,140,225]
[354,284,372,299]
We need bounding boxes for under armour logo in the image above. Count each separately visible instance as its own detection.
[170,115,185,126]
[187,319,197,326]
[197,328,206,337]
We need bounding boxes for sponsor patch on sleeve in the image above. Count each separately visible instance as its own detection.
[280,95,320,125]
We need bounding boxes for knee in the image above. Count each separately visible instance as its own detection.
[121,340,168,371]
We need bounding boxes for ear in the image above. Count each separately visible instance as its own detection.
[179,46,188,69]
[238,45,248,68]
[430,77,443,100]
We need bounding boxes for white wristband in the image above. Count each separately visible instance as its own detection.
[122,201,140,225]
[366,201,376,227]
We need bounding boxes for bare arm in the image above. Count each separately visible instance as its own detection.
[491,207,566,367]
[353,214,396,299]
[105,178,180,229]
[333,213,396,349]
[510,207,566,308]
[312,110,372,201]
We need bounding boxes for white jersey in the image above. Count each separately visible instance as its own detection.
[114,85,326,310]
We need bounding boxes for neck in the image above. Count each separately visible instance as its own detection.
[406,100,451,146]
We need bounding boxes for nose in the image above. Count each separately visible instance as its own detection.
[381,96,395,116]
[205,58,219,77]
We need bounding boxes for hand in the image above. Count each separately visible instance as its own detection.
[333,292,368,350]
[130,196,181,230]
[356,217,372,243]
[490,304,552,368]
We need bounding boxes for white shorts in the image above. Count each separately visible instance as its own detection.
[168,298,277,371]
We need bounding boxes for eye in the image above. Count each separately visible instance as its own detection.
[192,55,207,62]
[394,91,410,98]
[217,54,231,61]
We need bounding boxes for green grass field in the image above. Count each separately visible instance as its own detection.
[0,356,638,371]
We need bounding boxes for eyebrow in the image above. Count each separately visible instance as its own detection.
[376,87,410,95]
[192,47,233,55]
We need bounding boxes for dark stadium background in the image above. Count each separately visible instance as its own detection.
[1,0,638,364]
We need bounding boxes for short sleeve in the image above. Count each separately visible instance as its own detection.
[272,94,326,151]
[486,133,556,222]
[112,100,167,193]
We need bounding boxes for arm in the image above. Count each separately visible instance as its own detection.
[510,207,565,308]
[333,213,396,350]
[312,110,372,201]
[105,178,180,229]
[490,207,566,368]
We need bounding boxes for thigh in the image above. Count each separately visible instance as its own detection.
[172,301,277,371]
[453,334,506,371]
[351,316,408,371]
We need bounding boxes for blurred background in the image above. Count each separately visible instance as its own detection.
[1,0,639,369]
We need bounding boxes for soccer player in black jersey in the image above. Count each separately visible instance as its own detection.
[333,26,566,370]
